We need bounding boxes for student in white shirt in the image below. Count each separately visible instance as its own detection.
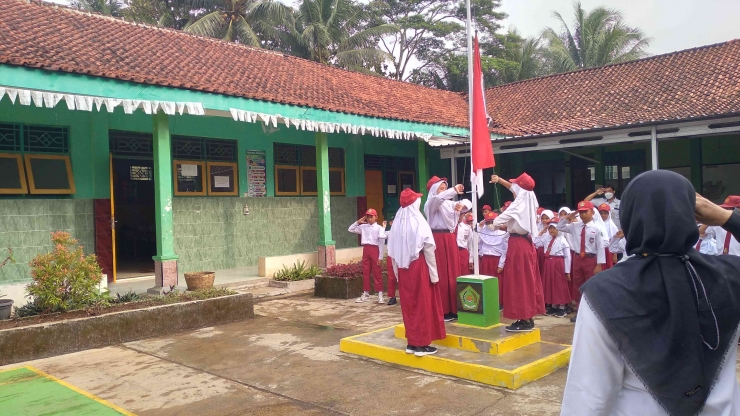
[556,201,606,322]
[456,213,474,277]
[562,171,740,416]
[348,208,387,303]
[534,220,571,318]
[476,211,508,309]
[597,203,619,268]
[706,195,740,256]
[585,185,621,229]
[696,223,718,255]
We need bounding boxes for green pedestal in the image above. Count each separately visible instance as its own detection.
[456,275,500,328]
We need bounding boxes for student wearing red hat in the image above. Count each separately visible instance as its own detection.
[423,175,468,321]
[534,220,572,318]
[348,208,388,303]
[388,188,446,356]
[384,214,398,306]
[707,195,740,256]
[482,204,492,216]
[597,203,619,269]
[490,173,545,332]
[557,200,606,322]
[476,211,509,310]
[456,213,475,277]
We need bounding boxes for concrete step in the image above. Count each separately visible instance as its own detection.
[340,327,570,390]
[394,323,540,356]
[219,278,270,290]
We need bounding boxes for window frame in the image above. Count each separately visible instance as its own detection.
[24,154,75,195]
[274,165,300,196]
[299,166,319,196]
[0,153,28,194]
[206,161,239,196]
[329,167,346,196]
[173,160,207,196]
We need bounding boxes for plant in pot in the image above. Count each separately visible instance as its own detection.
[314,262,369,299]
[0,248,16,320]
[26,232,103,314]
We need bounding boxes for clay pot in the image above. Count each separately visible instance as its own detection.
[184,272,216,291]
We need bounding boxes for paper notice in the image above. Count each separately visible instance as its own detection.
[214,176,230,188]
[181,164,198,177]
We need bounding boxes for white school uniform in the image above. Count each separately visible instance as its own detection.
[696,225,718,255]
[707,225,740,256]
[425,187,469,232]
[534,234,572,273]
[475,227,508,268]
[556,219,606,264]
[348,222,387,246]
[457,222,473,249]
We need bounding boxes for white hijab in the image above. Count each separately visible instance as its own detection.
[423,181,445,219]
[504,183,539,235]
[589,207,610,243]
[389,198,435,269]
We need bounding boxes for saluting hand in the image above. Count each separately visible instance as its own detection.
[382,221,387,228]
[695,193,732,226]
[357,216,367,224]
[567,211,579,221]
[539,227,548,236]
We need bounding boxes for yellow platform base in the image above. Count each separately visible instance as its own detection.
[340,323,571,390]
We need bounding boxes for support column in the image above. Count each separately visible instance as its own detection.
[690,137,703,192]
[650,126,659,170]
[316,132,336,269]
[417,141,429,203]
[148,111,179,294]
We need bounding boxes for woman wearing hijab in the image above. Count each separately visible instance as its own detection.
[561,170,740,416]
[389,188,446,357]
[490,173,545,332]
[424,176,468,322]
[598,203,620,269]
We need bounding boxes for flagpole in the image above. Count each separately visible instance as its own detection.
[465,0,479,276]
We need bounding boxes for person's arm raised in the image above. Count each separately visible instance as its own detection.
[490,175,512,190]
[584,188,605,202]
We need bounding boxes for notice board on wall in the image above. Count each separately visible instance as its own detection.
[246,150,266,197]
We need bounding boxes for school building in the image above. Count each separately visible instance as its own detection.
[1,1,739,300]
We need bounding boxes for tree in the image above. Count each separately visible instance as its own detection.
[371,0,508,82]
[542,1,651,73]
[271,0,398,74]
[71,0,124,17]
[123,0,219,30]
[184,0,292,46]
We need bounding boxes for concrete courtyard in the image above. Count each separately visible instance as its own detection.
[2,292,737,415]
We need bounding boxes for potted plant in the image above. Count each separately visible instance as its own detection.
[315,261,387,299]
[270,261,321,291]
[0,248,15,320]
[184,271,216,291]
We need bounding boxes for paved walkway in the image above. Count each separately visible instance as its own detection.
[2,293,738,415]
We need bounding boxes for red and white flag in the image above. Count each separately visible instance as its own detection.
[470,35,495,199]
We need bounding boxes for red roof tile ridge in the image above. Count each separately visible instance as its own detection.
[28,0,465,100]
[485,39,740,92]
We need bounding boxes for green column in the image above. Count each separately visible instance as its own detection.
[316,132,335,246]
[690,138,703,192]
[417,140,429,202]
[152,112,178,261]
[594,147,605,187]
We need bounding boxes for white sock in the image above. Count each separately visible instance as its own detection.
[363,291,369,295]
[378,291,384,296]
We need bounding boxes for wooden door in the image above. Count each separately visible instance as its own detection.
[365,170,384,223]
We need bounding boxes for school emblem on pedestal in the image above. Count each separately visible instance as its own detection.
[459,285,481,312]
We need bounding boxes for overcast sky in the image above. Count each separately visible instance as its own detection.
[48,0,740,55]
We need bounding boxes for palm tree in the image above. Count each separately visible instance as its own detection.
[542,2,650,73]
[273,0,398,74]
[71,0,123,17]
[184,0,291,46]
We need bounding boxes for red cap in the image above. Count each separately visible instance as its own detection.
[537,207,545,215]
[510,172,535,192]
[577,200,595,211]
[597,203,611,212]
[365,209,378,216]
[464,213,474,224]
[482,205,492,211]
[426,176,447,191]
[720,195,740,209]
[400,188,423,208]
[484,212,498,221]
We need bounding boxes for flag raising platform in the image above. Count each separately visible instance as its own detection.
[339,322,571,390]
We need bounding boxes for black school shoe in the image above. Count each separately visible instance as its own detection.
[545,307,557,316]
[405,345,417,354]
[505,319,535,333]
[570,314,577,323]
[414,346,438,357]
[443,314,454,322]
[554,309,567,318]
[387,297,397,306]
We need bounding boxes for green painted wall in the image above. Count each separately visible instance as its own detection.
[0,200,94,284]
[172,197,357,273]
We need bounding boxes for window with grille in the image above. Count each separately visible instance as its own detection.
[0,123,74,195]
[171,136,238,196]
[130,166,153,181]
[363,154,416,194]
[274,143,345,196]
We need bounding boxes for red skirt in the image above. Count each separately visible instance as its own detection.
[432,232,460,314]
[536,246,545,282]
[458,248,471,277]
[603,248,614,270]
[541,256,572,305]
[479,255,502,305]
[398,257,446,347]
[502,235,545,320]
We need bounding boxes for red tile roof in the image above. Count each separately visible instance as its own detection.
[485,40,740,137]
[0,0,468,128]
